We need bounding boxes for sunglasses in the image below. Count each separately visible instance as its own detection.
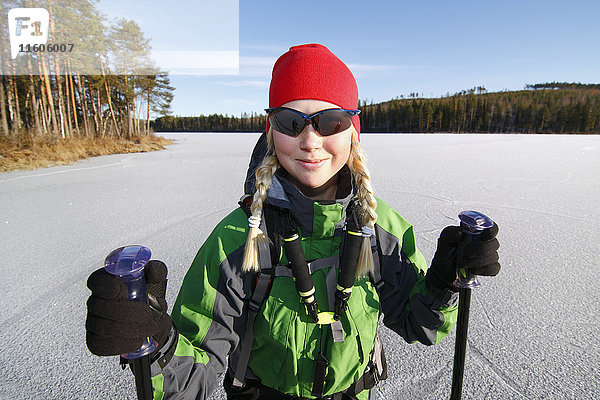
[265,107,360,137]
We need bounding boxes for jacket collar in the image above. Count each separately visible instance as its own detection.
[265,165,357,236]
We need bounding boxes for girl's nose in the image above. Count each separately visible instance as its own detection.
[298,123,323,151]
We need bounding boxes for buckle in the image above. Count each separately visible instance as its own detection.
[248,298,261,313]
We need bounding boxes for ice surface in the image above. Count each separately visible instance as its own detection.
[0,133,598,399]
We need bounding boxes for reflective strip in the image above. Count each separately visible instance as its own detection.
[282,233,299,241]
[347,230,362,237]
[336,284,352,293]
[299,287,316,297]
[303,295,316,304]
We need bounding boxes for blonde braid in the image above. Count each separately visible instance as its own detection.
[347,127,378,277]
[242,129,280,272]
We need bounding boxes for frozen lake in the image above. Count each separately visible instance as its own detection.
[0,133,598,399]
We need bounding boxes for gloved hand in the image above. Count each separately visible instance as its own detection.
[86,260,172,357]
[425,223,500,293]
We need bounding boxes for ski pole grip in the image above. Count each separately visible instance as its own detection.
[453,211,494,289]
[104,245,158,359]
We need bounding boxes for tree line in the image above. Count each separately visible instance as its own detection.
[360,84,600,133]
[152,83,600,134]
[525,82,600,90]
[151,112,267,133]
[0,0,174,145]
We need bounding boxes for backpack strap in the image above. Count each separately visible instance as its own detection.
[326,266,345,343]
[232,270,273,388]
[334,210,362,321]
[331,331,388,399]
[233,197,277,389]
[273,255,338,278]
[368,226,385,294]
[281,231,320,323]
[234,198,388,393]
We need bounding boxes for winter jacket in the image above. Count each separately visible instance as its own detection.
[150,168,458,399]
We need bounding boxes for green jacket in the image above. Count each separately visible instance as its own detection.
[150,170,458,399]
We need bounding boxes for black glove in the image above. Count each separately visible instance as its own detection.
[86,260,172,357]
[426,223,500,293]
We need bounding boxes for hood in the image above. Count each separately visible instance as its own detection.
[244,132,268,196]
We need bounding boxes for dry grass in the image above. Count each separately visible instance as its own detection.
[0,134,173,173]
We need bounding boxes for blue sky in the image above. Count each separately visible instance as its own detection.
[96,0,600,118]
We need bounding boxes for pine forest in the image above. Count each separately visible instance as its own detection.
[0,0,174,147]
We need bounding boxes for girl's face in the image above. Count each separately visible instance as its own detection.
[272,99,352,200]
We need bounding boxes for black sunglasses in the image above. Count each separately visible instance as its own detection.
[265,107,360,137]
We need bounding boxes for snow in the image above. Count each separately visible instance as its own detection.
[0,133,598,399]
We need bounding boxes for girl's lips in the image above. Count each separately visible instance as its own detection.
[297,159,327,170]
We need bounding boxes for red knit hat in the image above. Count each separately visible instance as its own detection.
[267,44,361,138]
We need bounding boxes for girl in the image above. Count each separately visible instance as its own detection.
[86,44,500,400]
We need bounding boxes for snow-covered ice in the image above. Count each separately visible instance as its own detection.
[0,133,598,399]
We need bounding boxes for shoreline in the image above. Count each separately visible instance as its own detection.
[0,134,173,173]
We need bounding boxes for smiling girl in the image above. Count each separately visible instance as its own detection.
[86,43,500,400]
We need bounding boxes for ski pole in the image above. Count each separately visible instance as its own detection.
[105,245,158,400]
[450,211,494,400]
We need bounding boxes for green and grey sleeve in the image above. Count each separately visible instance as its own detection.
[374,200,458,346]
[151,212,252,399]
